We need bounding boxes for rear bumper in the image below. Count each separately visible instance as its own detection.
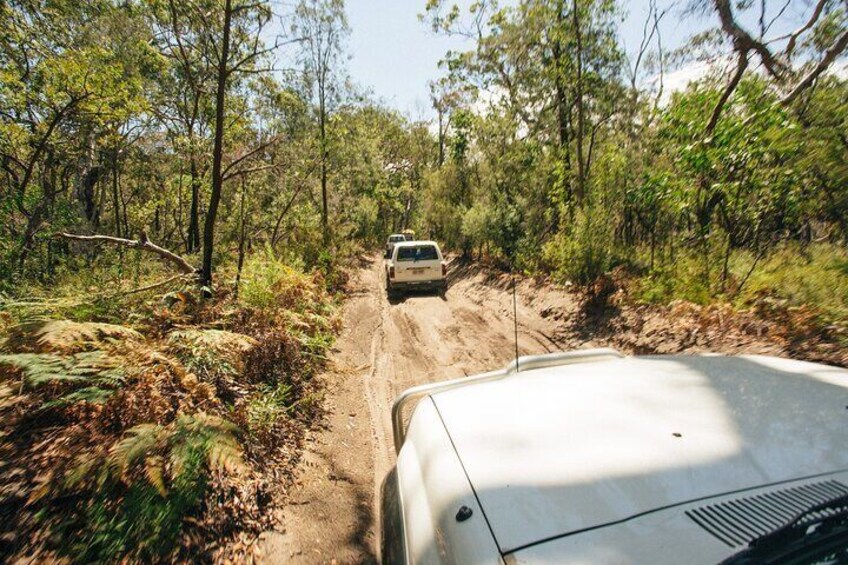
[390,279,447,291]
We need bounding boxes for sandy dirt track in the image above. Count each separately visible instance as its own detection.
[257,255,589,564]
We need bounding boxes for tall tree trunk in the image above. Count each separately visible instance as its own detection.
[552,0,571,224]
[201,0,232,289]
[403,192,412,230]
[572,0,586,203]
[235,175,247,298]
[112,148,122,238]
[554,0,570,158]
[188,158,200,252]
[18,203,47,269]
[437,107,445,168]
[319,93,329,245]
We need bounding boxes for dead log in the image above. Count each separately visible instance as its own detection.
[56,231,197,275]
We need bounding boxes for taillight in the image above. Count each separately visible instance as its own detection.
[441,263,447,277]
[389,266,395,278]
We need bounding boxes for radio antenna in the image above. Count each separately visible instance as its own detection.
[511,266,520,372]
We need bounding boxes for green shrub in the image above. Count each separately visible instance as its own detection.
[735,243,848,322]
[66,413,244,563]
[634,254,713,305]
[238,251,318,313]
[631,243,848,320]
[542,210,619,285]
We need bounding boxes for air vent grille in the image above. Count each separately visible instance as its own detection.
[685,479,848,547]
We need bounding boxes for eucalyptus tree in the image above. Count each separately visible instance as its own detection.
[698,0,848,134]
[0,0,154,277]
[149,0,282,288]
[423,0,623,211]
[148,0,218,253]
[292,0,350,245]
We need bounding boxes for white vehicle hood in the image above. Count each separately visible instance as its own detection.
[429,355,848,554]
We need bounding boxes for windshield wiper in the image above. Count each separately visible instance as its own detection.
[722,493,848,564]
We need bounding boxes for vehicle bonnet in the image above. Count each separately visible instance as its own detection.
[428,355,848,554]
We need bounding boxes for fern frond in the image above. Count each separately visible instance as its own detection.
[144,455,168,497]
[5,320,142,353]
[168,329,256,353]
[41,386,115,408]
[207,433,246,475]
[108,424,163,475]
[0,351,126,393]
[64,453,101,490]
[109,413,244,493]
[185,412,240,436]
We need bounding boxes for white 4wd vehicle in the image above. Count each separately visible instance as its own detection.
[385,241,447,296]
[381,350,848,564]
[386,233,412,258]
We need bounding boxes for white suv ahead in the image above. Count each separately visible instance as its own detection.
[386,233,412,258]
[381,350,848,564]
[385,241,447,297]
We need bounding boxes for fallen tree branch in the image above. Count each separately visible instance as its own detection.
[120,274,190,296]
[56,232,197,275]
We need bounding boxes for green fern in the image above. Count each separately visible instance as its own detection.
[3,320,142,353]
[65,413,245,562]
[0,351,124,388]
[41,386,116,408]
[107,413,245,492]
[108,423,164,477]
[0,351,126,408]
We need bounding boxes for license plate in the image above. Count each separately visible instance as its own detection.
[411,268,425,274]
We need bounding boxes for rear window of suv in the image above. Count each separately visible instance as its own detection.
[396,245,439,262]
[389,235,405,243]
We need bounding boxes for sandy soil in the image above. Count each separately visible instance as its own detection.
[256,253,836,564]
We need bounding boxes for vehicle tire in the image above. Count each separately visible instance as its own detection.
[381,467,405,564]
[386,275,395,298]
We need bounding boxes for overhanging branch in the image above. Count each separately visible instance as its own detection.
[56,232,197,275]
[780,29,848,106]
[706,51,749,135]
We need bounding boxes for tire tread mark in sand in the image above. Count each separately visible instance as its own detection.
[360,264,395,522]
[392,309,438,373]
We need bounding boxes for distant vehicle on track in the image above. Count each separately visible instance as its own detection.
[381,350,848,564]
[385,233,413,258]
[385,240,447,298]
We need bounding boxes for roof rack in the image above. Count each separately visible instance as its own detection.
[391,348,623,453]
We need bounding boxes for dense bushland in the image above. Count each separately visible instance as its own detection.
[0,254,340,562]
[0,0,424,560]
[418,0,848,331]
[1,0,846,560]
